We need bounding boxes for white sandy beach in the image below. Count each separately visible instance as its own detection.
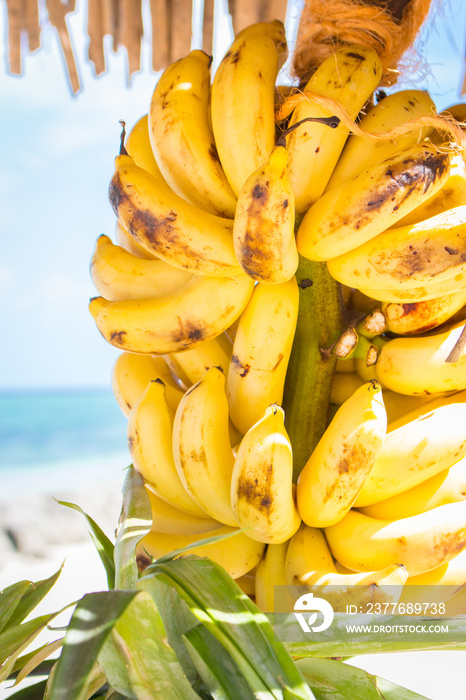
[1,465,465,700]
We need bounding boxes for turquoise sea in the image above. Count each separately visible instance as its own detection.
[0,388,129,498]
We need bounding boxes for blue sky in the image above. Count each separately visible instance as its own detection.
[0,0,465,389]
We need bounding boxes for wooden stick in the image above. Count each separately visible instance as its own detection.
[169,0,192,63]
[6,0,22,74]
[149,0,169,70]
[202,0,215,55]
[46,0,81,94]
[25,0,41,52]
[120,0,143,78]
[88,0,106,75]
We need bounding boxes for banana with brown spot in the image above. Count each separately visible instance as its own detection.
[169,332,232,385]
[227,278,299,435]
[231,404,301,544]
[233,145,298,283]
[297,382,387,528]
[109,154,241,276]
[285,45,383,215]
[297,143,451,262]
[325,89,436,190]
[127,379,207,517]
[172,366,237,526]
[382,288,466,335]
[285,524,408,611]
[90,234,193,301]
[354,390,466,507]
[138,526,265,579]
[327,204,466,291]
[255,542,292,613]
[325,502,466,576]
[149,50,237,218]
[112,351,184,416]
[88,273,254,355]
[145,485,220,535]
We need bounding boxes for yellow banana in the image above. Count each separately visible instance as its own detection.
[89,273,254,355]
[330,372,366,405]
[376,321,466,395]
[169,333,232,385]
[127,379,207,517]
[359,271,466,303]
[146,485,220,535]
[236,571,256,597]
[327,205,466,291]
[394,153,466,228]
[90,234,193,301]
[235,19,288,69]
[382,288,466,335]
[109,154,241,276]
[111,351,184,416]
[399,548,466,605]
[162,354,191,389]
[354,390,466,506]
[359,456,466,520]
[232,145,298,283]
[227,278,299,435]
[149,50,237,218]
[138,526,265,579]
[326,502,466,576]
[115,221,158,260]
[382,390,439,427]
[325,89,436,190]
[231,405,301,544]
[297,382,387,528]
[285,525,408,610]
[125,114,164,180]
[211,32,281,195]
[172,367,237,526]
[297,143,451,261]
[285,45,383,214]
[255,542,291,613]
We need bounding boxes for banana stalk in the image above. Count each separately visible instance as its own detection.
[282,256,344,481]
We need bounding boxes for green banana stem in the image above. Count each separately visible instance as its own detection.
[283,256,344,482]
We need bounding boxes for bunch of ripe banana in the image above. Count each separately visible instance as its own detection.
[89,18,466,613]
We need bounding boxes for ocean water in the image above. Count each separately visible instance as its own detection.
[0,388,129,498]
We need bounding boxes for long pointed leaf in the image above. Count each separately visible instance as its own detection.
[99,589,201,700]
[57,501,116,590]
[0,581,32,634]
[183,623,257,700]
[147,557,315,700]
[114,466,152,590]
[295,657,430,700]
[7,566,63,630]
[47,591,137,700]
[14,639,64,685]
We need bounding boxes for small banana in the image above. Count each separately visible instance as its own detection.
[382,390,439,427]
[89,273,254,355]
[125,114,164,180]
[359,270,466,303]
[297,382,387,528]
[146,485,220,535]
[235,19,288,69]
[285,525,408,611]
[354,391,466,506]
[231,405,301,544]
[255,542,291,613]
[227,278,299,435]
[359,456,466,520]
[138,526,265,579]
[211,31,282,195]
[325,502,466,575]
[285,45,383,214]
[325,89,436,190]
[112,351,184,416]
[109,154,241,276]
[149,50,237,218]
[394,153,466,228]
[233,144,298,283]
[376,321,466,395]
[172,367,237,526]
[327,205,466,291]
[169,333,232,385]
[400,548,466,604]
[127,379,207,517]
[297,143,451,261]
[330,372,366,405]
[382,289,466,335]
[90,234,193,301]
